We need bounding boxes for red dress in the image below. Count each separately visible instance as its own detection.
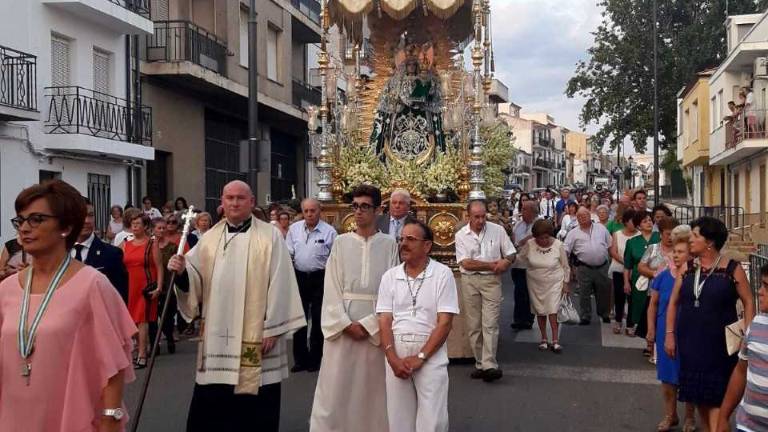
[123,239,158,323]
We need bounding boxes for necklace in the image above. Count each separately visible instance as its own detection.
[405,261,428,316]
[18,254,72,386]
[693,254,722,308]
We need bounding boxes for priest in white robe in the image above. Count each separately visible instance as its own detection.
[168,180,305,432]
[310,185,399,432]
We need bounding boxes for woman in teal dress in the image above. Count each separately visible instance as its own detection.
[623,211,659,337]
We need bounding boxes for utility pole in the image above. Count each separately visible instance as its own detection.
[248,0,259,193]
[652,0,660,202]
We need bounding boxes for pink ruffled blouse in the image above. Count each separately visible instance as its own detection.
[0,266,137,431]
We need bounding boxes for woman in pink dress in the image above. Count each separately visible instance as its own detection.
[0,180,137,431]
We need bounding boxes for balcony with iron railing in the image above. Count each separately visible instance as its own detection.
[0,45,38,121]
[44,86,152,147]
[42,0,154,34]
[534,158,554,169]
[713,110,768,165]
[534,136,552,148]
[292,79,321,109]
[145,21,228,76]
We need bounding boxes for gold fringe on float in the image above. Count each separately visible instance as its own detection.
[330,0,464,22]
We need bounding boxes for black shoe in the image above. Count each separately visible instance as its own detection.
[167,341,176,354]
[306,364,320,372]
[482,368,503,382]
[578,319,591,326]
[510,322,533,330]
[290,364,307,373]
[470,369,486,379]
[601,316,611,324]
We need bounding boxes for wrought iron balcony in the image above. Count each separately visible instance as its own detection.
[109,0,150,18]
[145,21,228,75]
[0,45,38,120]
[292,79,321,109]
[44,86,151,145]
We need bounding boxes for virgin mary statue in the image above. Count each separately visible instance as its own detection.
[370,40,445,164]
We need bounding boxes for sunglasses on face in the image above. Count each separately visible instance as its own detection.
[167,220,178,225]
[11,213,57,230]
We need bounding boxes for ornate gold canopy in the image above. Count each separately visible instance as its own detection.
[331,0,466,21]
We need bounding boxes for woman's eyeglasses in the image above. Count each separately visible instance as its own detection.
[11,213,57,230]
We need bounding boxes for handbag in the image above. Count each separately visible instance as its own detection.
[635,275,650,292]
[142,238,157,300]
[558,294,580,325]
[725,319,745,356]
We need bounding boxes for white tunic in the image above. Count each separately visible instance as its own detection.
[310,232,399,432]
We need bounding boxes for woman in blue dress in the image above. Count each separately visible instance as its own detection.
[665,217,755,432]
[647,225,695,432]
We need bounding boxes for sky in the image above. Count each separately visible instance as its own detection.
[489,0,603,135]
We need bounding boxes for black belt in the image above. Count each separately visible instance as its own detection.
[296,269,325,276]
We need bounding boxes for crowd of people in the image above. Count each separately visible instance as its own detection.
[0,179,764,432]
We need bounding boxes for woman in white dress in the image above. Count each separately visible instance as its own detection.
[609,209,639,334]
[518,219,570,353]
[557,201,579,240]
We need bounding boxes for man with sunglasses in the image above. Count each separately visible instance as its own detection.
[456,200,517,382]
[310,185,399,432]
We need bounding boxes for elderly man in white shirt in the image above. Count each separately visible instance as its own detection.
[455,200,516,382]
[377,220,459,432]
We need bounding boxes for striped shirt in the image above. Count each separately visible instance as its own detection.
[737,314,768,432]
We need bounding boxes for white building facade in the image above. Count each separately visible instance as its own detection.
[0,0,154,242]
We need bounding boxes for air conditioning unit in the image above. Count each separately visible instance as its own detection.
[754,57,768,78]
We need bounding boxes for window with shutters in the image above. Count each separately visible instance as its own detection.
[267,26,280,81]
[151,0,169,21]
[51,35,70,87]
[87,174,111,238]
[93,48,111,96]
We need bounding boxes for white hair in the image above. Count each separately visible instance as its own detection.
[390,189,411,203]
[671,224,691,243]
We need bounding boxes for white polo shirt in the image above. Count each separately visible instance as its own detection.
[376,259,460,336]
[455,222,517,275]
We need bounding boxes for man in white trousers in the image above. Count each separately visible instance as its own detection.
[377,220,459,432]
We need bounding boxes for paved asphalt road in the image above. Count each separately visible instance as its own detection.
[126,273,670,431]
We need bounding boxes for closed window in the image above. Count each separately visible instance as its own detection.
[51,35,70,87]
[267,26,280,81]
[239,7,248,67]
[93,48,111,95]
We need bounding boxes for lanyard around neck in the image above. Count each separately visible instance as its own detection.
[18,254,72,359]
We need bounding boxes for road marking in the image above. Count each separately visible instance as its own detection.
[497,363,657,385]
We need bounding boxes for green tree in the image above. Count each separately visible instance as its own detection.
[566,0,768,153]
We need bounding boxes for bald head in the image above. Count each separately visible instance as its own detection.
[222,180,253,198]
[576,206,592,228]
[221,180,255,224]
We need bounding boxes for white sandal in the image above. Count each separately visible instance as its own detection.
[538,340,549,351]
[551,341,563,353]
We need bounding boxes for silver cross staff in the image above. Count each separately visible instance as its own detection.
[176,206,196,255]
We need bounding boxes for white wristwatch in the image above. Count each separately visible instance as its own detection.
[417,352,427,361]
[102,408,125,421]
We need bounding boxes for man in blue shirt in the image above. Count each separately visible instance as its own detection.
[555,187,574,226]
[285,198,337,372]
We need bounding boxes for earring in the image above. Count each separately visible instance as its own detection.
[61,233,67,238]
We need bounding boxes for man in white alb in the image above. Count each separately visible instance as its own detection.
[310,185,399,432]
[168,180,305,432]
[456,200,516,382]
[377,220,459,432]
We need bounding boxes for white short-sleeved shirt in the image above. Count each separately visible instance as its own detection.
[376,259,460,335]
[455,222,516,274]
